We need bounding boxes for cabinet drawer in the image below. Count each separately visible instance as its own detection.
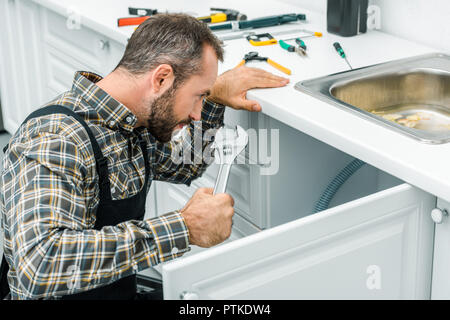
[40,8,125,76]
[152,180,260,265]
[202,161,266,227]
[43,44,93,96]
[42,8,110,70]
[162,182,435,300]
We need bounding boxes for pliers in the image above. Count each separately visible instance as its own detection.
[279,38,307,56]
[236,51,292,75]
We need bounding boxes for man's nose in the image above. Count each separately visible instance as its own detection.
[189,101,203,121]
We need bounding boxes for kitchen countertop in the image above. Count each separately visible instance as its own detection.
[32,0,450,202]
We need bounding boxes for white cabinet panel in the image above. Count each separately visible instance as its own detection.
[0,2,126,134]
[162,184,434,299]
[431,198,450,299]
[43,44,92,96]
[41,7,116,73]
[0,0,46,133]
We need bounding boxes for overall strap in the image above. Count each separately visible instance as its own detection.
[1,105,113,299]
[4,105,111,195]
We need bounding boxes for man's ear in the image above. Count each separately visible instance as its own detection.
[151,64,175,93]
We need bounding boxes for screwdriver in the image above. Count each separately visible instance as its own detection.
[333,42,352,69]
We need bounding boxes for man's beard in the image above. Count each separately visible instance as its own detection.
[146,85,191,143]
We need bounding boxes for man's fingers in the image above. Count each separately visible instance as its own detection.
[246,67,290,87]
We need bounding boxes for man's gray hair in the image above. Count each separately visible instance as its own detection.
[116,13,224,87]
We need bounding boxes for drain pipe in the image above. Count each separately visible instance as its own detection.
[313,159,366,213]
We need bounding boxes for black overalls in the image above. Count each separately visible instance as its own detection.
[0,105,158,300]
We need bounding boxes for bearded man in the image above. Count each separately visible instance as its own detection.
[0,14,288,300]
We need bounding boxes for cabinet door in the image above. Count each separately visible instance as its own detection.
[0,0,46,133]
[162,184,434,299]
[431,198,450,299]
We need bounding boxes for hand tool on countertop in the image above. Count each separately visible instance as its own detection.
[118,15,151,27]
[197,8,247,24]
[218,27,320,42]
[210,13,306,31]
[246,33,278,46]
[333,42,353,69]
[282,30,323,41]
[118,7,198,27]
[212,126,249,194]
[279,39,307,56]
[128,7,159,16]
[237,52,292,75]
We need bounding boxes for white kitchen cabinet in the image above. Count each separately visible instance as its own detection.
[0,2,127,133]
[0,0,47,133]
[431,198,450,299]
[154,115,435,299]
[0,0,441,300]
[39,6,126,106]
[163,183,435,300]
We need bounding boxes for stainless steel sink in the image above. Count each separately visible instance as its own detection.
[295,53,450,144]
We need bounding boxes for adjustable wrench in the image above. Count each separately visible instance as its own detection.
[212,125,249,194]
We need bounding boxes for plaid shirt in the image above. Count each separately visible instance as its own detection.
[0,71,225,299]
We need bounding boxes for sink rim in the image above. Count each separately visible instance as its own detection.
[295,53,450,144]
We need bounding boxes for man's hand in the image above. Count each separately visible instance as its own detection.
[207,66,290,112]
[180,188,235,248]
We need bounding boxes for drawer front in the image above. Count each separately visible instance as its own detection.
[42,8,111,71]
[41,7,125,76]
[202,164,252,222]
[155,159,268,230]
[153,175,262,234]
[162,183,435,300]
[43,44,93,97]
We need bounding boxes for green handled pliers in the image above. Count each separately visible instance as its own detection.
[279,38,307,56]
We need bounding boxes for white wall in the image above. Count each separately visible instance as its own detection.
[371,0,450,53]
[279,0,450,53]
[280,0,327,13]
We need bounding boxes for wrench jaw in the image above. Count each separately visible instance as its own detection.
[212,125,249,194]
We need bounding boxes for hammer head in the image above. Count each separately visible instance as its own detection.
[210,7,247,21]
[213,125,249,164]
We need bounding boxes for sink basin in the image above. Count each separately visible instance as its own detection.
[295,53,450,144]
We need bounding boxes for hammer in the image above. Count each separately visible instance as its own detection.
[198,8,247,24]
